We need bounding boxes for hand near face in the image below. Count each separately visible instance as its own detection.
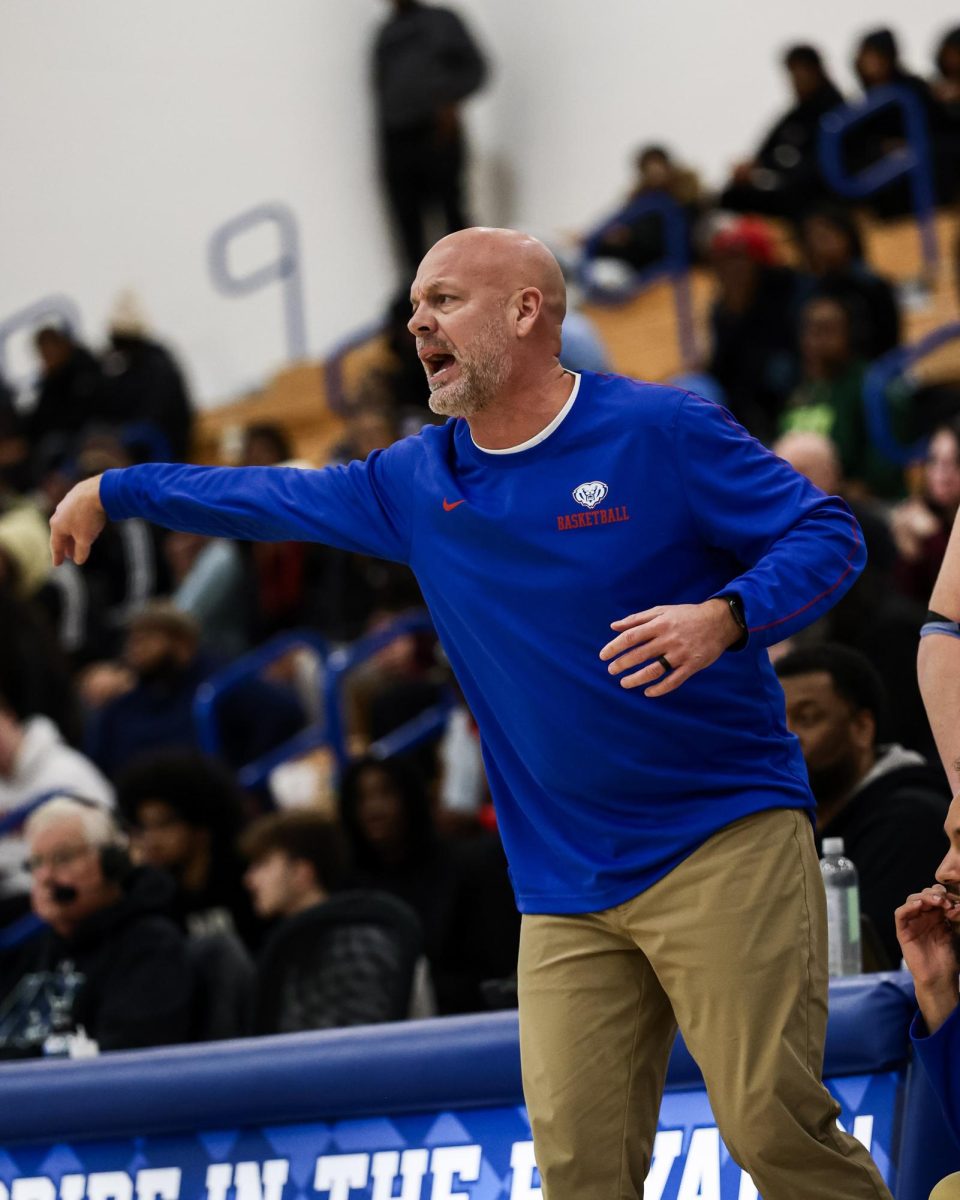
[896,885,960,1033]
[896,886,960,983]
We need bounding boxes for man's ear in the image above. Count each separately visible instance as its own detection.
[851,708,876,753]
[514,287,544,339]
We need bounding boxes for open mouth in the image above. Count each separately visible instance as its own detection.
[421,350,457,384]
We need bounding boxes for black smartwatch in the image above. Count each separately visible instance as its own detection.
[717,593,748,649]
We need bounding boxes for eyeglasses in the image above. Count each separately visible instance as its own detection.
[24,844,94,874]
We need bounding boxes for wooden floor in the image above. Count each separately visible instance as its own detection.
[195,212,960,466]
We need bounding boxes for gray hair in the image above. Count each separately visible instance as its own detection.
[24,796,125,851]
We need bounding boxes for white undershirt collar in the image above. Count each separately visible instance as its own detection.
[470,373,581,455]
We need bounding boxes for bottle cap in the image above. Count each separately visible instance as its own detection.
[822,837,845,856]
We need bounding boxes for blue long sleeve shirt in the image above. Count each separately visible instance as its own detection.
[101,372,865,913]
[910,1004,960,1147]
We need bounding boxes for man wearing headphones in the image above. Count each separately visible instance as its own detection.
[0,796,195,1054]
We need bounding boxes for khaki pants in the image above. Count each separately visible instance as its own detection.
[931,1176,960,1200]
[518,808,893,1200]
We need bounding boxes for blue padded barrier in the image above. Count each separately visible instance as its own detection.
[0,1012,525,1144]
[0,975,924,1134]
[0,973,956,1198]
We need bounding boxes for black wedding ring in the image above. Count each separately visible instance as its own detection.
[657,655,673,672]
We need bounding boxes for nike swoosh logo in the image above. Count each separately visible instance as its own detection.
[442,498,465,512]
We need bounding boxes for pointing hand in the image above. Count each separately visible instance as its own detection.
[50,475,107,567]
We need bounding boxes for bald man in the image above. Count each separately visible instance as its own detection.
[51,229,888,1200]
[772,428,843,495]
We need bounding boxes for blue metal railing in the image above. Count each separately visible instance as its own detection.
[193,611,454,786]
[193,629,329,791]
[580,193,697,368]
[323,611,453,772]
[862,321,960,467]
[819,84,939,278]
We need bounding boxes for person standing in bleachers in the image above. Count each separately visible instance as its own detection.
[372,0,488,273]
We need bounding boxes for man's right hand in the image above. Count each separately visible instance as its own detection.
[49,474,107,566]
[895,885,960,1033]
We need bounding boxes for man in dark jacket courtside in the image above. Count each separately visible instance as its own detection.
[0,796,194,1054]
[778,643,950,967]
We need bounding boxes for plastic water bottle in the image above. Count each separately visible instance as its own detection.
[820,837,862,977]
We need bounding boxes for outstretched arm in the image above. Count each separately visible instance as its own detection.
[50,452,418,569]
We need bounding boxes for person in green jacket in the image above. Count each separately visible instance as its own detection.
[780,295,907,499]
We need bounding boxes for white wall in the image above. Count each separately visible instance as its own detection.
[459,0,958,235]
[0,0,956,406]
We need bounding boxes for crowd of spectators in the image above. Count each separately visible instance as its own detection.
[1,15,960,1059]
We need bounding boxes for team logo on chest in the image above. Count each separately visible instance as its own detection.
[558,481,630,531]
[572,481,608,509]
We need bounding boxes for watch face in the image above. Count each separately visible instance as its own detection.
[726,596,746,630]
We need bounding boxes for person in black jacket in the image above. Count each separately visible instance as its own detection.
[720,44,844,220]
[0,797,194,1053]
[372,0,488,272]
[99,328,194,462]
[776,644,949,968]
[241,809,424,1032]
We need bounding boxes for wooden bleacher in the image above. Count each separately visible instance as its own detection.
[195,212,960,467]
